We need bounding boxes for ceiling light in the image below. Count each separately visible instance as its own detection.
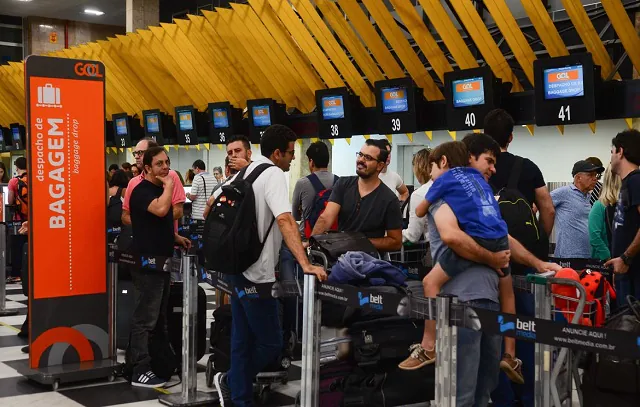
[39,24,54,29]
[17,0,33,2]
[84,9,105,16]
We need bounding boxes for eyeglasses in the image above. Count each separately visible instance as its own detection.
[596,173,603,180]
[132,150,145,157]
[356,152,380,162]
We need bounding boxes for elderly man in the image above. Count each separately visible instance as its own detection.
[551,160,604,258]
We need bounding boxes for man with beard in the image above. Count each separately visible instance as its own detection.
[311,139,402,252]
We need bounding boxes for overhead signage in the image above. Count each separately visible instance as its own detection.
[178,111,193,131]
[252,105,271,127]
[321,95,345,120]
[146,113,160,133]
[534,53,597,126]
[453,77,485,108]
[375,78,423,135]
[25,55,109,369]
[247,99,286,143]
[543,65,584,100]
[112,113,132,148]
[316,88,363,139]
[381,87,409,114]
[213,108,229,129]
[175,106,200,145]
[142,109,174,145]
[444,66,501,131]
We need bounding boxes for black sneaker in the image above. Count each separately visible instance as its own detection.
[214,372,231,406]
[21,345,29,354]
[131,370,167,388]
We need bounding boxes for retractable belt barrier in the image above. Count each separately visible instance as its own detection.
[548,257,612,276]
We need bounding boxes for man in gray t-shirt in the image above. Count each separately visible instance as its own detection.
[291,142,337,238]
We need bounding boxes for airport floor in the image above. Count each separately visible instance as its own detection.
[0,282,302,407]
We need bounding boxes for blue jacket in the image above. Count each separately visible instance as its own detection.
[329,251,407,287]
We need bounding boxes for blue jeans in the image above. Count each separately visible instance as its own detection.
[279,245,302,339]
[491,290,536,407]
[457,299,502,407]
[614,273,640,308]
[228,273,283,407]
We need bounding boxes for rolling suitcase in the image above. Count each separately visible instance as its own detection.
[168,281,207,361]
[349,316,423,367]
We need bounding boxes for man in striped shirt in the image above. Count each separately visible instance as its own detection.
[187,160,217,221]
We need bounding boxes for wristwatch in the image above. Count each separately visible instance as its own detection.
[620,253,632,266]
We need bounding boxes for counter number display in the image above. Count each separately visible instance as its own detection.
[381,87,409,114]
[322,96,345,120]
[252,105,271,128]
[534,53,597,126]
[444,67,501,131]
[452,77,485,108]
[213,108,229,129]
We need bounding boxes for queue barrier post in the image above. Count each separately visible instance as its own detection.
[300,272,321,407]
[159,254,217,407]
[435,294,457,407]
[108,244,118,363]
[530,272,554,407]
[0,223,18,317]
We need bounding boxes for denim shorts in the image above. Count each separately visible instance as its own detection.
[439,235,511,278]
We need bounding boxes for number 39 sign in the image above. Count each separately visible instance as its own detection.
[374,78,423,135]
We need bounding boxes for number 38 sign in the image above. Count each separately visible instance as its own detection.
[534,53,598,127]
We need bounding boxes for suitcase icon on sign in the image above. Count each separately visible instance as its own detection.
[37,84,61,105]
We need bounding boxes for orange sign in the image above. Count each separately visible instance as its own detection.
[547,69,580,82]
[383,89,405,100]
[49,32,57,44]
[455,80,482,92]
[29,76,106,299]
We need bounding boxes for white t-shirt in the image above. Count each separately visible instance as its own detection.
[212,155,290,284]
[402,181,432,243]
[379,169,403,197]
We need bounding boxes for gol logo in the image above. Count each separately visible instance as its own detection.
[548,69,579,82]
[455,80,481,92]
[74,62,103,78]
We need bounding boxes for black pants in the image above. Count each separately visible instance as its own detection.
[128,268,171,375]
[10,234,27,279]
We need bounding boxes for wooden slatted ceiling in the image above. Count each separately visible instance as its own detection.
[483,0,537,84]
[316,0,385,85]
[283,0,375,107]
[388,0,452,81]
[600,0,640,76]
[174,17,252,106]
[519,0,569,58]
[336,0,405,79]
[186,14,260,103]
[360,0,443,100]
[219,5,310,111]
[242,0,324,95]
[255,0,344,92]
[447,0,523,91]
[560,0,621,80]
[201,10,281,101]
[111,34,195,108]
[418,0,478,70]
[137,28,210,109]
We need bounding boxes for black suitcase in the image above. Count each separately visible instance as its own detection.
[116,280,135,350]
[348,316,423,366]
[168,282,207,361]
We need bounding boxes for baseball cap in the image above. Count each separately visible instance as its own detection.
[572,160,604,176]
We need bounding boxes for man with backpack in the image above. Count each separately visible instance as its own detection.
[282,141,337,342]
[7,157,28,284]
[208,125,327,407]
[484,109,555,407]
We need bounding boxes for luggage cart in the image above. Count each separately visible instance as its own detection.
[529,272,594,407]
[387,242,431,281]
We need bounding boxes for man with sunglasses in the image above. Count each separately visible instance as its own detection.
[311,139,402,252]
[121,138,186,227]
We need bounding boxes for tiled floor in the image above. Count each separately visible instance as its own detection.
[0,282,301,407]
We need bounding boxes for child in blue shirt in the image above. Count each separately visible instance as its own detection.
[398,140,522,386]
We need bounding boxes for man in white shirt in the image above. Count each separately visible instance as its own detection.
[187,159,217,221]
[379,139,409,202]
[212,125,327,407]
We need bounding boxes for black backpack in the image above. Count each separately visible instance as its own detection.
[203,163,275,274]
[107,188,123,229]
[493,157,549,273]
